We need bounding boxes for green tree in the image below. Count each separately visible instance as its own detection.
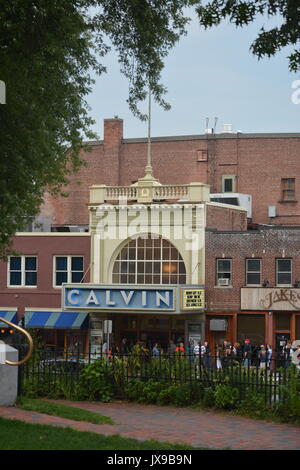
[194,0,300,72]
[0,0,192,258]
[1,1,299,258]
[0,1,99,257]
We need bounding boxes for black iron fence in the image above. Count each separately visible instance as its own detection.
[17,346,299,407]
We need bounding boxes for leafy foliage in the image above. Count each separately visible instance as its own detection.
[0,0,193,257]
[214,384,239,409]
[78,360,115,401]
[21,351,300,423]
[0,1,97,257]
[1,1,299,256]
[194,0,300,71]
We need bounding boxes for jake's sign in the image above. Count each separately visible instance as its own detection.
[62,284,175,312]
[241,288,300,311]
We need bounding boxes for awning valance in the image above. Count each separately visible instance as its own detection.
[24,312,89,330]
[0,311,18,329]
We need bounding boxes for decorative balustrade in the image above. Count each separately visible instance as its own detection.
[106,186,137,200]
[90,182,210,205]
[154,185,189,199]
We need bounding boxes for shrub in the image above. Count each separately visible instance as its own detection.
[77,360,114,402]
[125,379,147,402]
[214,384,239,410]
[201,386,215,407]
[239,390,267,416]
[168,383,191,407]
[276,374,300,421]
[125,380,192,407]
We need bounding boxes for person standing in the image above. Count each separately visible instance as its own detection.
[283,341,293,368]
[221,340,232,367]
[215,344,222,369]
[232,342,243,363]
[258,344,268,370]
[243,338,252,367]
[168,339,176,357]
[201,341,212,369]
[120,337,129,355]
[152,343,160,358]
[266,344,272,369]
[194,341,200,357]
[292,345,300,371]
[176,342,185,355]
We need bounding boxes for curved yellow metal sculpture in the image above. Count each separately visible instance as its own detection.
[0,317,33,366]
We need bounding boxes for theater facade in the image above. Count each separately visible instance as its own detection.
[75,176,208,351]
[61,173,246,351]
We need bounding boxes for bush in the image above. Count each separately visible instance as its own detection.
[125,379,166,404]
[125,379,149,403]
[240,390,268,413]
[214,384,239,410]
[201,386,215,407]
[276,374,300,421]
[125,380,192,407]
[169,383,191,407]
[77,360,115,402]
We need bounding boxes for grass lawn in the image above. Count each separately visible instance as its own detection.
[0,417,200,450]
[17,397,114,425]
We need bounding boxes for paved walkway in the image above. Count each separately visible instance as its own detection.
[0,401,299,450]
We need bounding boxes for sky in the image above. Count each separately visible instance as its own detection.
[86,12,300,139]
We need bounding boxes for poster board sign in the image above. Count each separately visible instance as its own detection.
[181,288,205,311]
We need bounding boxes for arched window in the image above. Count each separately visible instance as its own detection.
[112,235,186,284]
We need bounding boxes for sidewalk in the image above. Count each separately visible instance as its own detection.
[0,401,299,450]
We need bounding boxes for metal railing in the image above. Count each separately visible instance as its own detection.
[18,347,299,406]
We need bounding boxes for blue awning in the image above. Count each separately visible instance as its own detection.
[24,312,89,330]
[0,311,18,328]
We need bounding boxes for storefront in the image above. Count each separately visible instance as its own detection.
[62,284,205,352]
[22,309,90,352]
[241,287,300,349]
[0,309,18,340]
[86,176,210,350]
[205,314,236,352]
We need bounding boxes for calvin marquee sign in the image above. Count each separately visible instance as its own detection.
[241,288,300,311]
[62,284,205,313]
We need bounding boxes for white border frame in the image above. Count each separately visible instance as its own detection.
[276,258,293,287]
[7,255,38,288]
[53,255,84,289]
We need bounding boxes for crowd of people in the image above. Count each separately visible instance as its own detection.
[150,338,300,370]
[94,336,300,370]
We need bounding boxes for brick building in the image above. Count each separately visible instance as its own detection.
[205,227,300,351]
[40,118,300,228]
[1,117,299,353]
[0,234,90,350]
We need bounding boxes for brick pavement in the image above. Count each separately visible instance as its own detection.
[0,401,299,450]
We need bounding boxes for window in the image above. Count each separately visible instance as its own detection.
[112,235,186,285]
[276,314,290,331]
[281,178,295,201]
[54,256,84,286]
[276,259,292,286]
[221,175,236,193]
[237,314,265,346]
[216,259,232,286]
[8,256,37,287]
[246,259,261,285]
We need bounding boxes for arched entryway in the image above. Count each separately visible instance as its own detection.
[112,234,187,350]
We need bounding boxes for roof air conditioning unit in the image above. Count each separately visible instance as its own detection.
[210,193,252,218]
[223,124,233,133]
[218,278,230,286]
